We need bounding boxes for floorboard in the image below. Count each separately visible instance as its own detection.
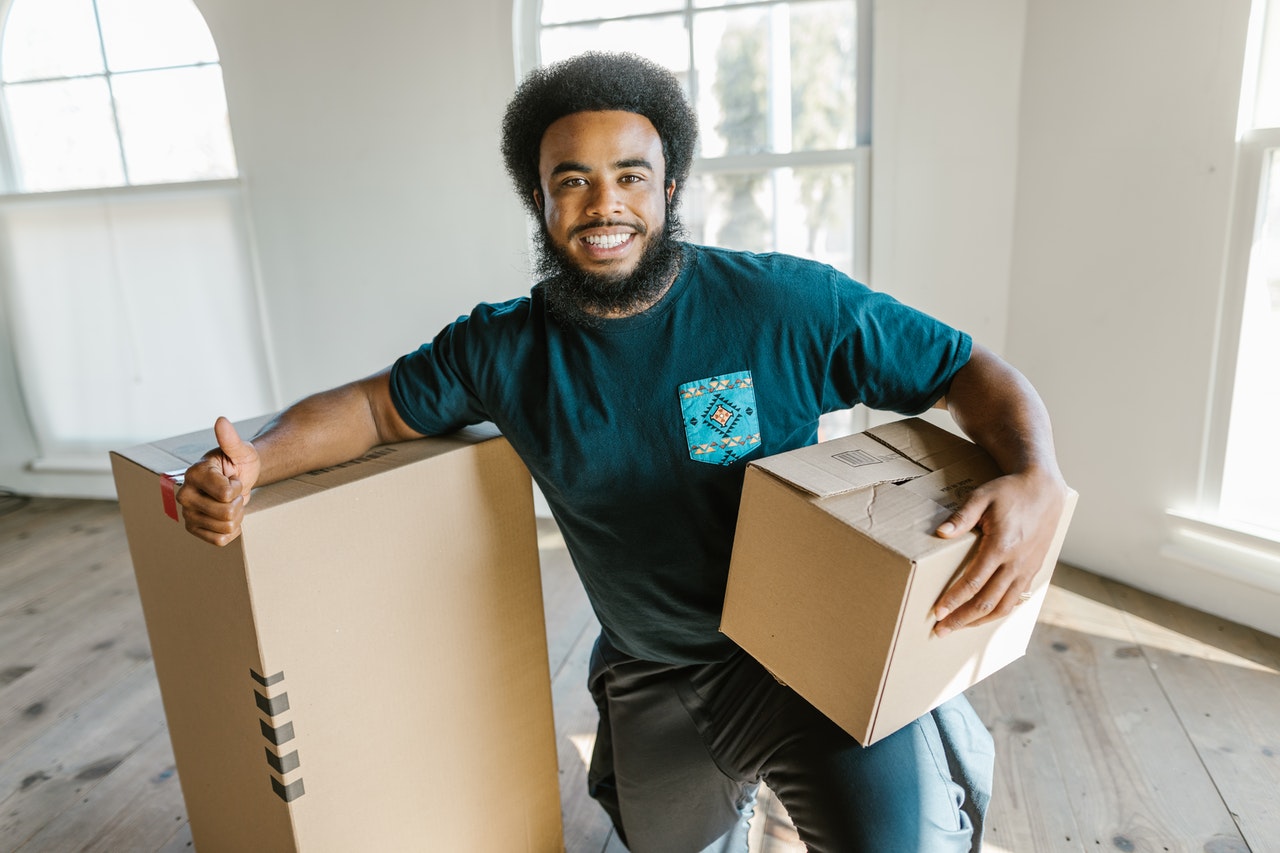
[2,498,1277,851]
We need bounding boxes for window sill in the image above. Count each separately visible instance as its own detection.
[0,177,241,205]
[1162,509,1280,595]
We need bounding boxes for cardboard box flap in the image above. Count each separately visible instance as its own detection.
[113,417,505,517]
[109,444,190,480]
[865,417,984,472]
[895,452,1005,514]
[112,414,277,472]
[243,426,502,513]
[753,432,930,498]
[820,484,970,561]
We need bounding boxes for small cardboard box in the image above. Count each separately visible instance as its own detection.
[111,420,564,851]
[722,417,1076,745]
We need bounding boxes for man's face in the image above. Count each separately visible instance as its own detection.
[535,110,676,281]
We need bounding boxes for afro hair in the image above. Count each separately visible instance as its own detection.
[501,52,699,219]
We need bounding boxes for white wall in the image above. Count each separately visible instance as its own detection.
[871,0,1028,349]
[197,0,531,402]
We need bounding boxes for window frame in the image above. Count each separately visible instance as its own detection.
[1164,0,1280,591]
[1199,126,1280,524]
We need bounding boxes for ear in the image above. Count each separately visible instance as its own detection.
[665,180,676,203]
[532,188,544,212]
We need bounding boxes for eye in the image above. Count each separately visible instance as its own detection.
[560,176,587,188]
[620,174,644,184]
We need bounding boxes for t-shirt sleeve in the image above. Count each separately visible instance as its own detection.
[825,272,972,415]
[389,313,491,436]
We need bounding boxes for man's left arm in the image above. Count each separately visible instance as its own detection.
[930,342,1071,637]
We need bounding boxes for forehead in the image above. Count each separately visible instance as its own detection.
[538,110,665,175]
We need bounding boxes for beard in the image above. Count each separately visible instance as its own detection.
[533,212,684,329]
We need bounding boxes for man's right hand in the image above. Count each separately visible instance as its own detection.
[177,416,261,547]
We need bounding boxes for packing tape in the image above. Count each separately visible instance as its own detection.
[160,470,186,522]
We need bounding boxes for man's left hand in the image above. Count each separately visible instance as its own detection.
[930,467,1069,636]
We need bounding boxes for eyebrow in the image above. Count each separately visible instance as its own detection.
[549,158,656,177]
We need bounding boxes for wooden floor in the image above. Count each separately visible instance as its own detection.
[2,496,1278,852]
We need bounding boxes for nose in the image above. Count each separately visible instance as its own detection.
[586,181,623,217]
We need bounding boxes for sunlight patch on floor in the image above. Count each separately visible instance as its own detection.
[1036,587,1278,674]
[570,732,595,769]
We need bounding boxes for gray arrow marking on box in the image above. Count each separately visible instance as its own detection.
[250,669,285,687]
[265,748,301,775]
[255,690,290,716]
[260,719,295,746]
[271,777,305,803]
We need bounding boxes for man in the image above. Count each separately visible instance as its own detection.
[179,52,1069,852]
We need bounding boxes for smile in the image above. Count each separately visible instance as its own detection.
[582,233,633,249]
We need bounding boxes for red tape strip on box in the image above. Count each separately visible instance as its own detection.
[160,474,179,522]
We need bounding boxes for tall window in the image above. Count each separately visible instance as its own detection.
[527,0,870,279]
[0,0,237,192]
[0,0,272,472]
[1210,0,1280,536]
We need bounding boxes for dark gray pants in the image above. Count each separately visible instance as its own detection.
[587,633,994,853]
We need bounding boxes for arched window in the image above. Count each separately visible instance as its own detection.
[0,0,237,192]
[0,0,273,477]
[519,0,871,281]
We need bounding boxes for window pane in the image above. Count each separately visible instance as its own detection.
[789,0,856,151]
[694,3,855,157]
[685,163,855,274]
[4,78,124,191]
[541,0,684,26]
[113,66,237,184]
[540,16,690,76]
[687,169,774,252]
[775,163,854,271]
[693,6,771,158]
[0,0,105,82]
[1221,148,1280,531]
[96,0,220,73]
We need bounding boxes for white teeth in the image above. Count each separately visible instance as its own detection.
[584,233,631,249]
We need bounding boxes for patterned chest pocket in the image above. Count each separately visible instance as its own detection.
[677,371,762,466]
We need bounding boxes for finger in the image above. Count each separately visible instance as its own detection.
[180,499,246,546]
[933,530,1003,619]
[184,518,245,547]
[933,565,1018,636]
[177,477,245,520]
[177,460,240,506]
[935,490,991,538]
[966,584,1034,628]
[932,522,1020,629]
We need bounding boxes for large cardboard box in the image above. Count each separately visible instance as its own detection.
[111,420,564,851]
[722,417,1076,745]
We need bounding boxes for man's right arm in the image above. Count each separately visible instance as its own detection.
[176,368,424,546]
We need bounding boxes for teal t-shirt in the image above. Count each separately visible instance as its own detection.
[390,244,971,664]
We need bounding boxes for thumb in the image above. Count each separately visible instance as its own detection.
[213,416,252,464]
